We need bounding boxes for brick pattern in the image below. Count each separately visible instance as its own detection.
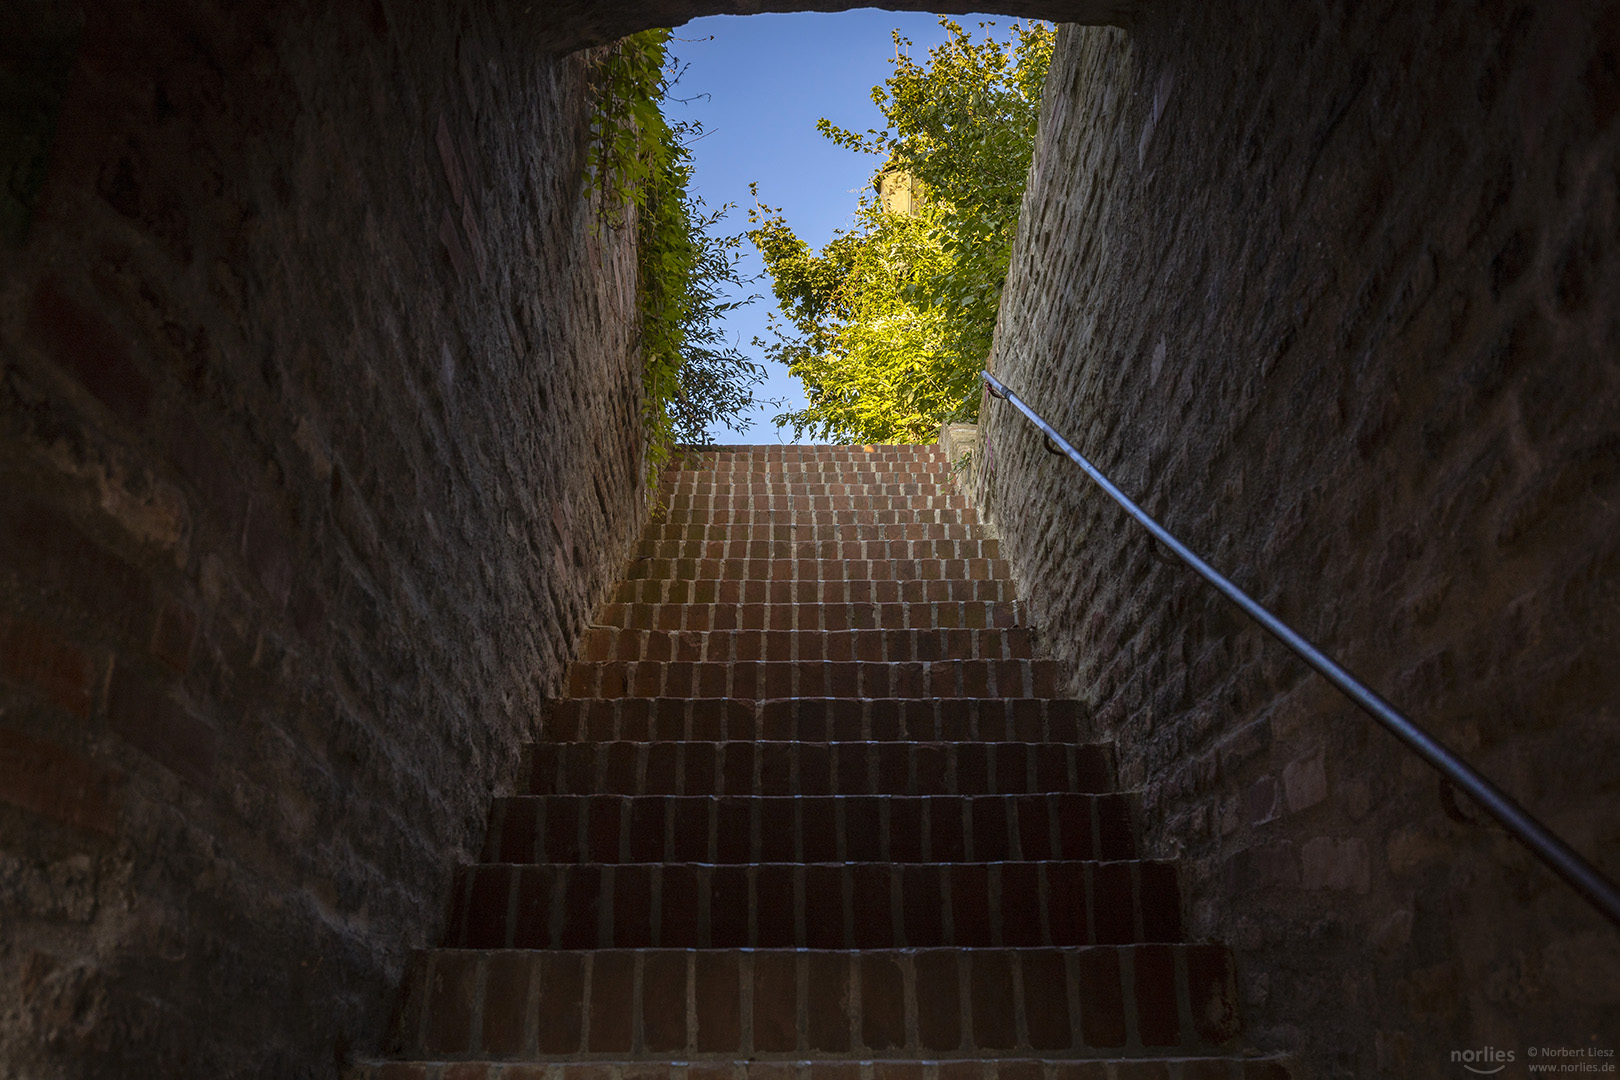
[475,794,1136,864]
[600,603,1028,633]
[391,946,1239,1059]
[582,628,1034,663]
[642,522,988,542]
[441,860,1181,949]
[980,2,1620,1067]
[0,6,645,1076]
[361,445,1277,1076]
[565,658,1061,699]
[654,510,975,527]
[349,1060,1293,1080]
[520,740,1112,795]
[611,579,1017,605]
[538,699,1084,743]
[620,558,1011,583]
[634,539,1003,561]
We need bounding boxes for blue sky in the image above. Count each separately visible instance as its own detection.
[666,11,1003,444]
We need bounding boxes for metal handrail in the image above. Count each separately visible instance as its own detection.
[981,369,1620,930]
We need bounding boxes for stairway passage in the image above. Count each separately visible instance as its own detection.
[352,446,1290,1080]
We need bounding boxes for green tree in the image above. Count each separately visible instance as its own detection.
[751,19,1054,444]
[586,29,764,467]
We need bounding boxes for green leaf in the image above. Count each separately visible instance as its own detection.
[749,18,1052,444]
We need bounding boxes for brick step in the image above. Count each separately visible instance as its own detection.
[621,557,1011,584]
[661,479,960,495]
[349,1058,1294,1080]
[656,493,971,514]
[387,946,1240,1060]
[634,538,1002,561]
[523,740,1110,796]
[597,601,1027,634]
[565,659,1064,700]
[541,698,1087,743]
[480,794,1136,866]
[664,464,956,483]
[674,444,946,462]
[653,509,979,527]
[669,449,946,465]
[610,580,1015,606]
[643,522,987,543]
[681,441,945,452]
[580,627,1035,664]
[443,860,1181,950]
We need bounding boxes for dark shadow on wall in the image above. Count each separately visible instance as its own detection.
[530,0,1144,51]
[982,1,1620,1075]
[0,2,644,1075]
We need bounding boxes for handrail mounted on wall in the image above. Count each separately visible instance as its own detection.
[982,369,1620,930]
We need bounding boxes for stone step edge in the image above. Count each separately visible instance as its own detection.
[444,859,1181,949]
[388,946,1240,1062]
[346,1056,1295,1079]
[638,526,991,539]
[591,608,1031,635]
[618,565,1013,583]
[564,659,1064,704]
[519,741,1114,797]
[656,479,961,488]
[536,698,1091,744]
[609,584,1016,604]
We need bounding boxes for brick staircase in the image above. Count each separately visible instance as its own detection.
[351,445,1290,1080]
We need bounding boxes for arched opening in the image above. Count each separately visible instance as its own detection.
[1,2,1615,1075]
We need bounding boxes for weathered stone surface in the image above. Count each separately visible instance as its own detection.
[983,4,1620,1074]
[8,0,1618,1076]
[0,2,642,1076]
[533,0,1148,53]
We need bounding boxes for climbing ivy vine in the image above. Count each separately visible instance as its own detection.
[584,29,763,481]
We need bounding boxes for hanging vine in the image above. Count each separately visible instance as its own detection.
[584,29,763,489]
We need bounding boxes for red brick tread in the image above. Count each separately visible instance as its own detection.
[664,466,956,484]
[671,444,948,465]
[652,509,979,527]
[679,442,947,456]
[478,794,1137,865]
[659,480,961,497]
[581,627,1035,663]
[642,522,987,543]
[664,459,953,477]
[611,579,1016,605]
[596,602,1029,634]
[442,859,1182,949]
[522,740,1112,796]
[349,1059,1293,1080]
[620,557,1010,583]
[657,498,973,518]
[388,946,1241,1060]
[540,698,1087,743]
[565,658,1062,699]
[635,539,1002,562]
[359,444,1278,1080]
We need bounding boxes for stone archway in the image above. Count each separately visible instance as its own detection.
[537,0,1146,50]
[7,2,1618,1077]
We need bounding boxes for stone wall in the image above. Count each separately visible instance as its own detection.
[982,2,1620,1075]
[532,0,1143,53]
[0,3,644,1076]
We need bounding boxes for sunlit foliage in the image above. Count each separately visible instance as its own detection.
[752,19,1054,444]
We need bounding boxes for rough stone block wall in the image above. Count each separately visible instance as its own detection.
[982,2,1620,1075]
[0,2,643,1076]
